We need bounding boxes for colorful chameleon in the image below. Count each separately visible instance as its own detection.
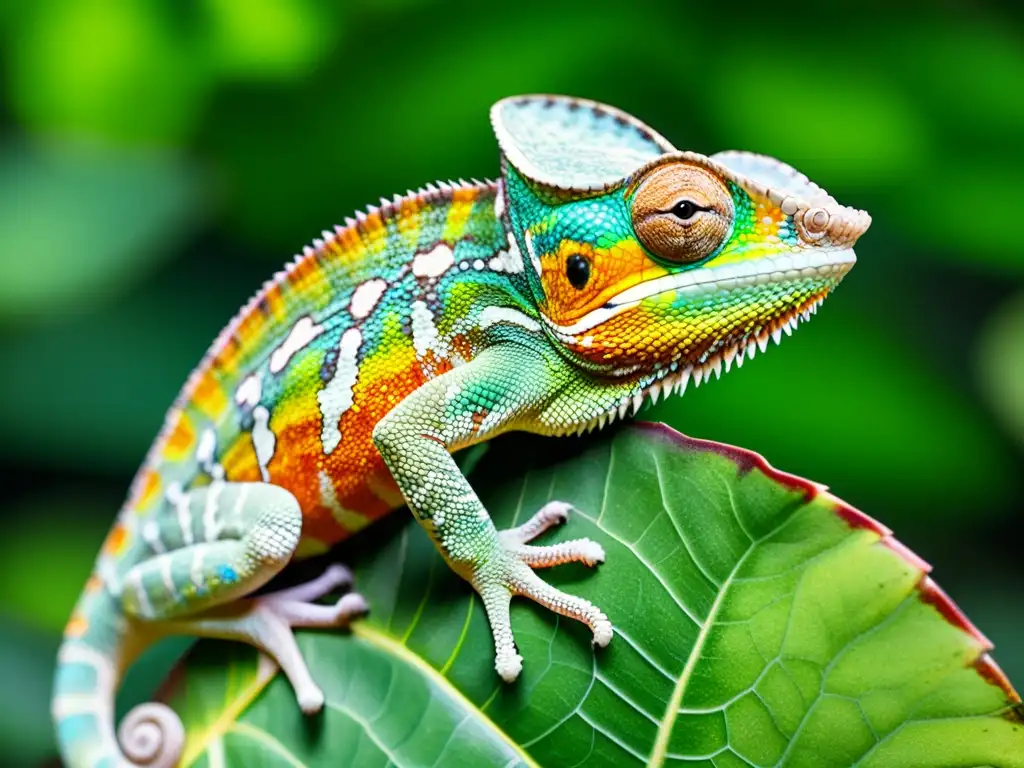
[52,95,870,767]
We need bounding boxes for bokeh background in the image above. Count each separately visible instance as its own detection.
[2,0,1023,763]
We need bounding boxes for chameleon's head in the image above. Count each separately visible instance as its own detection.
[491,96,871,387]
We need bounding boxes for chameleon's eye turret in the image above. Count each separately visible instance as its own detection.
[630,163,734,264]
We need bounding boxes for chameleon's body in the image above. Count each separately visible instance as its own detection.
[52,96,870,768]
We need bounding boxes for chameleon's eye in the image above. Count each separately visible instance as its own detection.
[565,253,590,290]
[631,162,734,264]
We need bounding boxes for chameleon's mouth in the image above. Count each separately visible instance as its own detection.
[561,284,842,436]
[544,247,857,337]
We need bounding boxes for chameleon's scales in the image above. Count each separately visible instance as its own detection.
[52,96,870,768]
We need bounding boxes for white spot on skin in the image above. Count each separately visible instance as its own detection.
[488,256,504,272]
[494,179,506,219]
[317,328,362,455]
[190,546,205,592]
[167,482,194,546]
[203,479,224,542]
[131,569,154,619]
[412,243,455,278]
[478,306,542,333]
[197,428,217,469]
[473,259,485,270]
[505,232,526,273]
[161,556,177,600]
[269,316,324,374]
[235,373,262,409]
[143,521,165,554]
[411,300,443,360]
[444,383,463,403]
[349,278,387,319]
[252,406,276,481]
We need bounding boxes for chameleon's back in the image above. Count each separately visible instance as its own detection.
[136,181,530,555]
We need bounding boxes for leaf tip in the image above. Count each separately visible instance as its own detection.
[974,653,1023,707]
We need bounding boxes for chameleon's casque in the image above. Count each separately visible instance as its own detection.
[52,95,870,768]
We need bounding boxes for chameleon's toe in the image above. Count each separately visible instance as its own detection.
[501,500,573,544]
[515,538,605,568]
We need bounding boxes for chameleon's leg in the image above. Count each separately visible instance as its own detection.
[373,345,612,682]
[122,482,366,712]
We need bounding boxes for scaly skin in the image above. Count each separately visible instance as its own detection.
[52,95,870,768]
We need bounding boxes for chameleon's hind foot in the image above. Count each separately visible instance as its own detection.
[480,502,611,683]
[181,564,368,714]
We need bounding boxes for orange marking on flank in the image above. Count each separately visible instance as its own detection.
[134,469,162,510]
[163,413,196,461]
[221,434,262,483]
[262,283,288,322]
[65,613,88,638]
[102,523,129,556]
[191,369,227,420]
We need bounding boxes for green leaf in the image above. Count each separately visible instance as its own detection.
[165,424,1022,766]
[647,306,1014,521]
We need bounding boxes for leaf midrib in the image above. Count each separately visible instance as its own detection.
[352,624,541,768]
[646,544,755,767]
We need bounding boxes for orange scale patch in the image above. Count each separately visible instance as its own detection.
[191,369,227,421]
[102,523,130,556]
[221,434,262,483]
[163,413,196,462]
[449,333,475,363]
[134,469,162,510]
[261,284,288,323]
[753,202,785,238]
[65,613,88,638]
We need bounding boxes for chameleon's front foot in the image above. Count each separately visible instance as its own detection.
[478,501,612,682]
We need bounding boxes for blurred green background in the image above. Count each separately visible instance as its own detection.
[2,0,1023,763]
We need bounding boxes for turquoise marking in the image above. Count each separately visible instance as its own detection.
[216,564,238,584]
[53,660,98,694]
[58,712,99,745]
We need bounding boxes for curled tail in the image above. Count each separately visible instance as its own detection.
[52,591,184,768]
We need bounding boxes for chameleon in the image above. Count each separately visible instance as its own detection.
[52,95,870,768]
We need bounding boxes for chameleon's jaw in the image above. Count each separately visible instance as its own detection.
[546,244,859,437]
[560,271,849,436]
[548,246,856,335]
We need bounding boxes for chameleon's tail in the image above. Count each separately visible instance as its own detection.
[52,589,184,768]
